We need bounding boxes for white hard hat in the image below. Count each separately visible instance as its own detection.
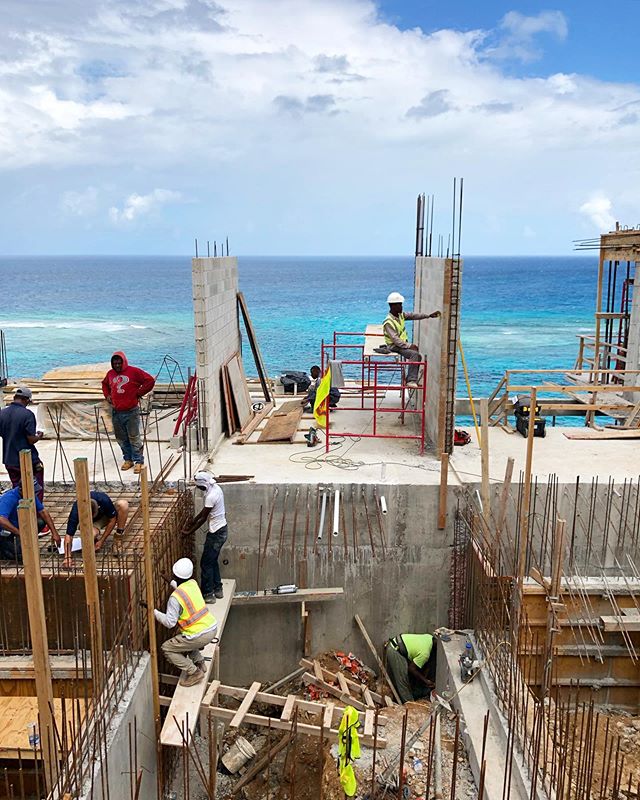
[387,292,405,304]
[172,558,194,580]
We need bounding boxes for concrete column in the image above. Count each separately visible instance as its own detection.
[192,256,240,451]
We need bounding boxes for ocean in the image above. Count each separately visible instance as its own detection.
[0,255,598,399]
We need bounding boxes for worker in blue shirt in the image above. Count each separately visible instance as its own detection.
[63,491,129,568]
[0,482,60,562]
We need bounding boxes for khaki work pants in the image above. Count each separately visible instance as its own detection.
[161,627,218,676]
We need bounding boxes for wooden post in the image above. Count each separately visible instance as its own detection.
[140,467,161,730]
[542,518,566,699]
[73,458,104,694]
[495,457,515,560]
[480,399,490,522]
[437,452,449,530]
[354,614,402,705]
[516,388,537,593]
[18,497,59,792]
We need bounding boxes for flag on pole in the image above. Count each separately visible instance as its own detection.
[313,366,332,428]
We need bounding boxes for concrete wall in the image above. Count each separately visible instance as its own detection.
[194,482,453,686]
[625,263,640,400]
[79,655,157,800]
[413,257,462,454]
[192,256,239,450]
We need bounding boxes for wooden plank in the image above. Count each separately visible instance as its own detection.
[313,660,324,681]
[235,401,275,443]
[258,405,303,443]
[323,701,335,730]
[16,479,58,791]
[562,429,640,440]
[232,587,344,605]
[227,355,253,429]
[299,658,386,705]
[301,672,367,712]
[336,672,350,695]
[0,697,86,759]
[281,694,296,721]
[230,681,261,728]
[364,709,374,738]
[221,363,238,434]
[205,705,386,748]
[0,654,93,680]
[160,578,236,747]
[237,292,272,403]
[73,458,104,693]
[354,614,402,705]
[363,687,374,708]
[600,616,640,632]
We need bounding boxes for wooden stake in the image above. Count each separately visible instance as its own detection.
[495,457,514,558]
[140,467,161,731]
[354,614,402,705]
[480,399,490,522]
[73,458,104,694]
[17,495,59,792]
[437,452,449,530]
[517,388,537,593]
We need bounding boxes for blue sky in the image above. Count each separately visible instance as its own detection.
[0,0,638,256]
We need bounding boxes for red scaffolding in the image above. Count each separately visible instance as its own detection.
[320,331,427,454]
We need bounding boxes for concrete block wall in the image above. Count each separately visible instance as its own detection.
[625,264,640,400]
[192,257,240,450]
[413,257,462,454]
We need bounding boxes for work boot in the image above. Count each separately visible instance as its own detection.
[121,461,134,471]
[203,594,216,604]
[196,661,207,674]
[133,463,143,474]
[214,587,224,599]
[179,670,204,687]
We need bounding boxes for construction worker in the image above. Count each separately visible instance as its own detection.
[154,557,218,687]
[383,292,440,387]
[384,632,437,703]
[101,351,155,474]
[301,365,340,412]
[0,386,46,502]
[0,481,61,562]
[182,471,228,604]
[62,491,130,568]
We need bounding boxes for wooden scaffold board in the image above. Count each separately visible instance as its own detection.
[160,578,236,748]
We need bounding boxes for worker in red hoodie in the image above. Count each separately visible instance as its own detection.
[102,352,155,473]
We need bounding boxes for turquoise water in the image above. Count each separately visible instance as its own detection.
[0,255,598,397]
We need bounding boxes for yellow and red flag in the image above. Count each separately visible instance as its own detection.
[313,366,332,428]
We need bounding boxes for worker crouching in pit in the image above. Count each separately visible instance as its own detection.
[62,491,129,569]
[154,558,218,687]
[384,632,437,703]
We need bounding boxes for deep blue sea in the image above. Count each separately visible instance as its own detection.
[0,255,598,398]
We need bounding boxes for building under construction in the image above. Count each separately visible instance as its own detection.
[0,198,639,800]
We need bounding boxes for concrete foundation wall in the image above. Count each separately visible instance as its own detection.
[194,482,454,686]
[413,257,462,454]
[79,654,157,800]
[192,256,239,449]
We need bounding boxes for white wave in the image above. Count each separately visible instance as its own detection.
[0,320,148,332]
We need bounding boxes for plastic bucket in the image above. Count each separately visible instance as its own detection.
[222,737,256,773]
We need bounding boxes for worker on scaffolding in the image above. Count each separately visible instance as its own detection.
[383,293,440,388]
[62,491,130,568]
[384,632,437,703]
[154,557,218,687]
[0,480,60,562]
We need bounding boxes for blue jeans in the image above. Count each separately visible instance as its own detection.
[201,525,228,595]
[112,408,144,464]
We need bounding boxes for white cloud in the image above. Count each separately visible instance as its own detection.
[60,186,98,216]
[487,10,568,62]
[109,189,182,224]
[579,194,616,232]
[0,1,638,253]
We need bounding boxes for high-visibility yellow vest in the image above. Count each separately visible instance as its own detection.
[171,579,217,635]
[383,313,408,346]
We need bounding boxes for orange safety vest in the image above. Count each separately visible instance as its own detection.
[171,579,217,636]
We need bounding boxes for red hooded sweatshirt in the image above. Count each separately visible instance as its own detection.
[102,351,156,412]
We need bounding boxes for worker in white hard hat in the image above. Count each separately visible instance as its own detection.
[181,471,228,604]
[383,292,440,387]
[154,557,218,687]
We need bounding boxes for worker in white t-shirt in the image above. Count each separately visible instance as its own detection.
[182,471,228,604]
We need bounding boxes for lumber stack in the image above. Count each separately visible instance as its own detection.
[2,380,185,406]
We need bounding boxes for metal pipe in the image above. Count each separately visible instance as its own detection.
[317,490,327,541]
[380,495,387,514]
[332,489,340,537]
